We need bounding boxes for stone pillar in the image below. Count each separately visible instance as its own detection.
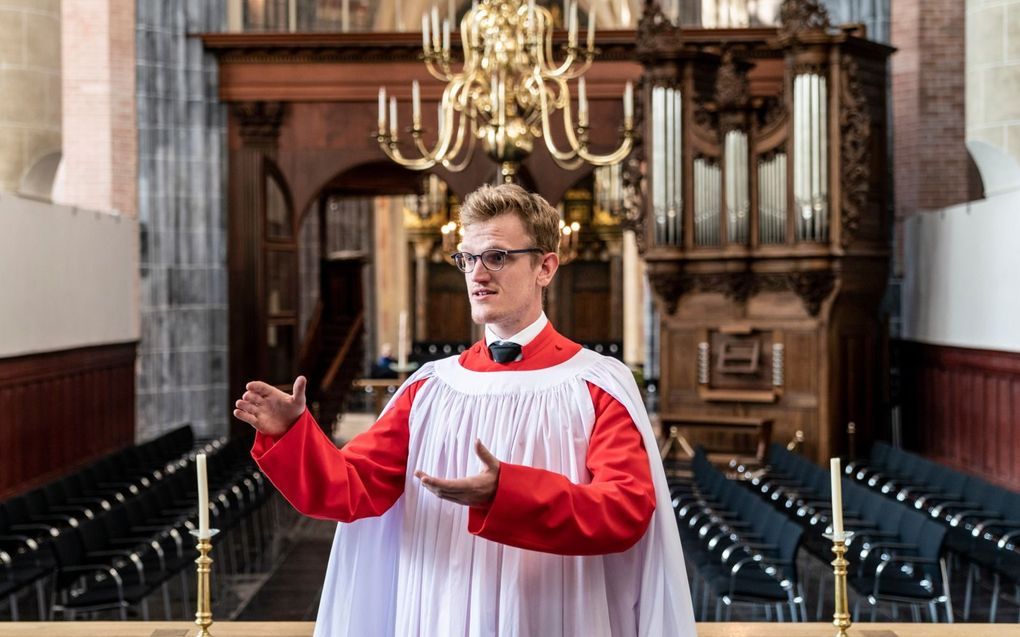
[373,197,411,359]
[966,0,1020,165]
[412,238,434,341]
[622,230,646,368]
[606,236,624,342]
[228,102,285,398]
[60,0,136,215]
[0,0,61,195]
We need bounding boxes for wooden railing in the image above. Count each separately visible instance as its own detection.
[320,311,364,393]
[296,300,323,374]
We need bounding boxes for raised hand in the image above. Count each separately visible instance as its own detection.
[415,439,501,507]
[233,376,307,437]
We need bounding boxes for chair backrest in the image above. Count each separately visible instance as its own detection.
[776,519,804,584]
[871,441,891,468]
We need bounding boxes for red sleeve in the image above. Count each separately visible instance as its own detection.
[251,379,427,522]
[467,382,655,555]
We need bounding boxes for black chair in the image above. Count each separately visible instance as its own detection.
[849,519,953,622]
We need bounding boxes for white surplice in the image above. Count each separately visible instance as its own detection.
[313,348,697,636]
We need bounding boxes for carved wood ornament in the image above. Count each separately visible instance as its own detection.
[839,57,870,248]
[648,269,836,316]
[232,101,286,145]
[778,0,832,39]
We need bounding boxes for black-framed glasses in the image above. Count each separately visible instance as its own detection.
[450,248,544,273]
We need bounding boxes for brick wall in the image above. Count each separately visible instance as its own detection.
[891,0,969,274]
[60,0,136,215]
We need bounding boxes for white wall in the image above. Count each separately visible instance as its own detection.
[901,188,1020,353]
[0,193,139,357]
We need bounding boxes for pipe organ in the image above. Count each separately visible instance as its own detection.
[650,85,684,247]
[634,0,893,463]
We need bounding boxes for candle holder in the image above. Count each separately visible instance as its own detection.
[823,531,855,637]
[190,529,220,637]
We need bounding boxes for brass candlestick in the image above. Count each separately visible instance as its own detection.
[825,531,854,637]
[191,529,220,637]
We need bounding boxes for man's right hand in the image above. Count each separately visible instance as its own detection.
[233,376,307,437]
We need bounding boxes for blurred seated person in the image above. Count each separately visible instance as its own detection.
[371,342,398,379]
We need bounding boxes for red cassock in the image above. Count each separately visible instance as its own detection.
[252,323,655,556]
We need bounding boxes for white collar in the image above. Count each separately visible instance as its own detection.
[485,312,548,347]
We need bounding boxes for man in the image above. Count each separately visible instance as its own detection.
[234,184,696,636]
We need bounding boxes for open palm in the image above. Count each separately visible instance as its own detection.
[233,376,307,437]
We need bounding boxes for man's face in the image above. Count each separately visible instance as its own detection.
[459,213,557,336]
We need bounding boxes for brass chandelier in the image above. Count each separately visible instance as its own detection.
[376,0,635,183]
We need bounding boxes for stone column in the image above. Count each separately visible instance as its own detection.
[606,236,624,342]
[412,238,434,341]
[622,230,646,368]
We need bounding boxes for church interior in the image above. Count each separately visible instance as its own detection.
[1,0,1019,633]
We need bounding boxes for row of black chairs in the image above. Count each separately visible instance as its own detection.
[846,441,1020,622]
[0,425,195,619]
[671,448,806,621]
[0,427,283,620]
[748,443,954,622]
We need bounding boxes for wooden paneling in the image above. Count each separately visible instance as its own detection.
[899,340,1020,490]
[0,342,136,498]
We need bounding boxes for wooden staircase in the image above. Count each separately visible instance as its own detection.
[296,256,367,432]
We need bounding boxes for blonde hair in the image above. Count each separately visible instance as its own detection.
[459,184,561,255]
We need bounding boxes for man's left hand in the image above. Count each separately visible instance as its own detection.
[415,439,501,507]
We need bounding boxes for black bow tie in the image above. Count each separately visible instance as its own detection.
[488,341,522,364]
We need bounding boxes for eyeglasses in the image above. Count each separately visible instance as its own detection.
[450,248,544,273]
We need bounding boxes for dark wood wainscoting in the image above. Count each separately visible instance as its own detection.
[0,342,137,498]
[899,340,1020,490]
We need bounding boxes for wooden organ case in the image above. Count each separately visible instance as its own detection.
[631,1,894,463]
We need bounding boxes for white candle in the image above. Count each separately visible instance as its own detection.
[442,18,450,53]
[623,80,633,122]
[397,311,409,368]
[389,96,398,139]
[422,14,430,51]
[587,5,596,50]
[830,457,844,540]
[341,0,349,32]
[578,77,588,127]
[196,453,210,539]
[431,6,440,50]
[378,87,386,134]
[568,1,578,46]
[412,80,421,128]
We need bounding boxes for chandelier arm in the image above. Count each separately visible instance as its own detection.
[381,142,438,170]
[537,77,581,163]
[410,78,464,160]
[575,134,634,166]
[424,54,457,83]
[547,55,594,81]
[440,97,471,163]
[440,117,478,172]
